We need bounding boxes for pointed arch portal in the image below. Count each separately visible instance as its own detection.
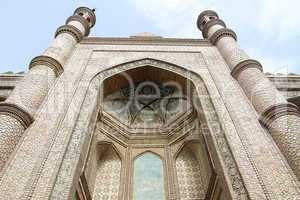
[67,58,247,200]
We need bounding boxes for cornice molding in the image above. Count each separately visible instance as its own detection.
[231,59,263,79]
[209,28,237,45]
[259,103,300,128]
[29,55,63,77]
[202,19,226,39]
[55,24,84,43]
[66,15,90,36]
[0,103,34,128]
[80,37,212,46]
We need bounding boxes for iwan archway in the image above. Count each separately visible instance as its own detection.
[55,59,248,200]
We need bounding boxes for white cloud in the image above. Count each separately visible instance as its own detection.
[127,0,300,39]
[127,0,215,37]
[258,0,300,42]
[127,0,300,73]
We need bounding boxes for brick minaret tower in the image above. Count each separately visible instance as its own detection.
[0,7,96,170]
[197,10,300,179]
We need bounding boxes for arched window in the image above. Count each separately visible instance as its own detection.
[133,152,165,200]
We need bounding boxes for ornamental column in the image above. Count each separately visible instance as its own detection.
[197,10,300,179]
[0,7,96,170]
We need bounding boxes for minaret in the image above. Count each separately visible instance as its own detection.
[0,7,96,170]
[197,10,300,179]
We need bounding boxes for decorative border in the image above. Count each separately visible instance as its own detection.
[81,37,212,46]
[259,103,300,128]
[29,55,63,77]
[66,15,90,36]
[0,103,33,128]
[209,28,237,45]
[231,59,263,79]
[55,25,84,43]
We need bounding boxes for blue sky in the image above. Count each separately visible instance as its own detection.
[1,0,299,73]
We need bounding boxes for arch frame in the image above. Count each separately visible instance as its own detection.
[50,58,248,199]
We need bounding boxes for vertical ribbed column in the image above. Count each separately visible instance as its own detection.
[0,7,96,170]
[197,10,300,179]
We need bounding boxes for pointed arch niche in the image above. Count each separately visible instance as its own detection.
[88,143,122,200]
[175,141,215,200]
[69,59,247,200]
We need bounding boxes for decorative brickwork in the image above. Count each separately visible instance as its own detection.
[0,103,33,128]
[0,7,96,173]
[198,9,300,181]
[6,65,56,114]
[210,28,237,45]
[93,146,121,200]
[29,55,63,77]
[55,25,84,43]
[268,115,300,178]
[176,146,207,200]
[0,115,25,170]
[259,103,300,128]
[66,15,90,36]
[231,59,263,79]
[202,19,226,38]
